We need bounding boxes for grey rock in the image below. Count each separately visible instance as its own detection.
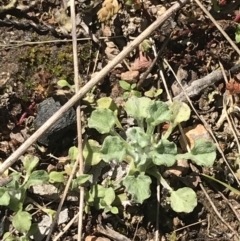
[34,97,76,146]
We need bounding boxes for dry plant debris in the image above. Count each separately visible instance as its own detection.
[0,0,240,240]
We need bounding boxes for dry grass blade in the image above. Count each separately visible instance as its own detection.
[53,214,79,241]
[0,0,189,175]
[45,0,85,240]
[0,36,123,48]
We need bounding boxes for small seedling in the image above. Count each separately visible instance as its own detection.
[235,24,240,43]
[119,80,141,99]
[139,39,152,53]
[144,87,163,98]
[211,0,220,12]
[0,155,49,240]
[57,79,75,92]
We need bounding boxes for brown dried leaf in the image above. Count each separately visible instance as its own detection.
[0,72,10,88]
[121,70,139,83]
[226,77,240,94]
[105,41,120,60]
[131,52,152,71]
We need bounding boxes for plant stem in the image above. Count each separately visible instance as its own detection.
[147,168,172,191]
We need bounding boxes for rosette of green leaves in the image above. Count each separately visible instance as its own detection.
[87,96,216,212]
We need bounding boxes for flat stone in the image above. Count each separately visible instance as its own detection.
[34,97,76,146]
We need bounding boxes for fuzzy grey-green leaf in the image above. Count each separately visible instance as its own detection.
[169,101,190,127]
[189,139,216,166]
[126,127,149,148]
[101,136,126,162]
[146,101,172,126]
[151,139,177,167]
[123,174,151,204]
[170,187,197,213]
[88,109,116,134]
[125,96,152,120]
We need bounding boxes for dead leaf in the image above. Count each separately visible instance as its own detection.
[131,52,152,71]
[105,40,120,60]
[0,72,10,88]
[121,70,139,83]
[226,77,240,94]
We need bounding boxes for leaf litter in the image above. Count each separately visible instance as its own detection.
[0,0,240,240]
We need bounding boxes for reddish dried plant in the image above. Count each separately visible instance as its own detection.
[226,76,240,95]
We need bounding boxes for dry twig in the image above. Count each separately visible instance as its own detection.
[45,0,85,240]
[173,64,240,102]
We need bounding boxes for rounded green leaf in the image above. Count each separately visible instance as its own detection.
[75,174,91,185]
[0,188,10,206]
[123,174,151,204]
[169,101,190,127]
[170,187,197,213]
[111,206,119,214]
[104,187,115,206]
[22,155,39,176]
[125,96,152,120]
[88,109,116,134]
[146,101,172,126]
[12,210,32,233]
[57,79,71,88]
[69,146,79,162]
[72,175,91,189]
[25,170,49,188]
[126,127,149,148]
[49,171,65,183]
[119,80,131,91]
[190,139,216,167]
[151,139,177,167]
[101,136,126,162]
[3,232,15,241]
[97,97,118,113]
[83,139,101,166]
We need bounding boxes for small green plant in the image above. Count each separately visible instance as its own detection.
[211,0,220,12]
[57,79,75,92]
[86,96,216,213]
[235,24,240,43]
[144,87,163,98]
[119,80,141,100]
[139,39,152,53]
[65,145,122,214]
[0,155,49,240]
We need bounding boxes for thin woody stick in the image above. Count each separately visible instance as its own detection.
[0,0,189,175]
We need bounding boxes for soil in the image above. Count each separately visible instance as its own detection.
[0,0,240,240]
